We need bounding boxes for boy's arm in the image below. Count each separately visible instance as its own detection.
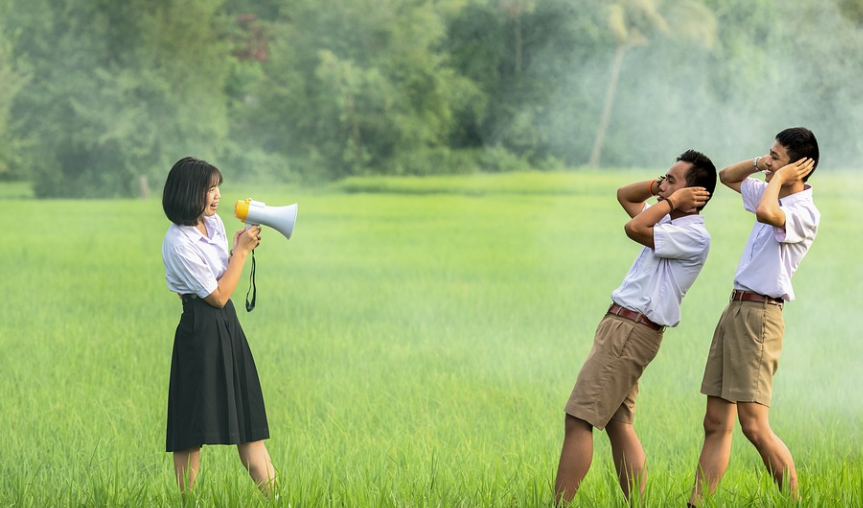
[617,178,662,218]
[719,157,763,194]
[755,158,815,227]
[624,187,710,249]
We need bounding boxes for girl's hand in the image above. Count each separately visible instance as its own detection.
[234,225,262,254]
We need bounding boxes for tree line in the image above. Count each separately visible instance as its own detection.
[1,0,862,197]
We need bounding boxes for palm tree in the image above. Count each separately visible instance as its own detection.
[500,0,537,76]
[588,0,716,168]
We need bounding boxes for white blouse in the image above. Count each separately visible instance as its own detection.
[162,214,229,298]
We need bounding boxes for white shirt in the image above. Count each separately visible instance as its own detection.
[162,214,230,298]
[732,178,819,301]
[610,205,711,327]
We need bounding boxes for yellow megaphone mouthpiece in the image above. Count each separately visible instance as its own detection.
[234,198,251,222]
[234,198,298,240]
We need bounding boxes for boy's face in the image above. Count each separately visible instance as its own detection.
[656,161,691,202]
[763,141,791,182]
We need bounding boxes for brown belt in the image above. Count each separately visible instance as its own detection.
[607,304,664,332]
[730,289,783,306]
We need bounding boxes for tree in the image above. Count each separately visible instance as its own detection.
[237,0,482,179]
[6,0,232,197]
[588,0,716,168]
[0,5,31,180]
[445,0,605,164]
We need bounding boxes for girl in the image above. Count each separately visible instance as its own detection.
[161,157,275,496]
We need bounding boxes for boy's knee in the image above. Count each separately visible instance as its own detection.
[739,420,768,447]
[702,413,733,436]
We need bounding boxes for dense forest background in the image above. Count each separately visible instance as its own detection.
[1,0,862,197]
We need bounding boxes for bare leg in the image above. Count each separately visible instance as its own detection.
[689,397,737,506]
[554,415,594,505]
[237,440,276,497]
[737,402,798,499]
[606,419,646,501]
[173,447,201,493]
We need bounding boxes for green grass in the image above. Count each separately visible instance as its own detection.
[0,180,34,199]
[1,171,861,507]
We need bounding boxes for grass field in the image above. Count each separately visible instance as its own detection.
[1,171,862,507]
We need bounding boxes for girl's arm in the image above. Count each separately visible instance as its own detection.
[203,225,261,308]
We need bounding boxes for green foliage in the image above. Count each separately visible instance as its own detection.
[0,10,31,181]
[445,0,607,164]
[237,0,484,179]
[3,0,863,196]
[6,0,232,197]
[838,0,863,23]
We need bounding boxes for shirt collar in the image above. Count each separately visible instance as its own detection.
[177,224,207,242]
[177,215,220,244]
[779,184,813,206]
[668,213,705,226]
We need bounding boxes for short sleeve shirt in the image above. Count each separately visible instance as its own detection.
[732,178,819,301]
[610,205,711,327]
[162,214,230,298]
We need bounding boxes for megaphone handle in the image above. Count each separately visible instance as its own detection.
[240,222,258,311]
[245,248,257,312]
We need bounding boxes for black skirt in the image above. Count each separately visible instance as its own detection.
[166,297,269,452]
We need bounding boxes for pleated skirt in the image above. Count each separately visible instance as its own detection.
[166,298,269,452]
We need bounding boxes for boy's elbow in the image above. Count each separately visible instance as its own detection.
[616,187,627,205]
[755,207,781,226]
[624,221,638,240]
[623,221,654,248]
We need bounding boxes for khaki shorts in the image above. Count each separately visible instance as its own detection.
[700,300,784,406]
[564,314,664,430]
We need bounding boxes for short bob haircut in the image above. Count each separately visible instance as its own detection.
[162,157,223,226]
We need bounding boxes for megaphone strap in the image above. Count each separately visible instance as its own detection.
[245,249,257,312]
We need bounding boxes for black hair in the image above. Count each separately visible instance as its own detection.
[775,127,819,182]
[677,149,717,211]
[162,157,223,226]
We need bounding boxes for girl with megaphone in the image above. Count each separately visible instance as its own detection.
[161,157,276,498]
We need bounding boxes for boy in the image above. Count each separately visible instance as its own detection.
[554,150,717,504]
[688,127,819,505]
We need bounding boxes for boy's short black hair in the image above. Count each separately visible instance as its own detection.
[678,149,717,211]
[162,157,223,226]
[776,127,819,182]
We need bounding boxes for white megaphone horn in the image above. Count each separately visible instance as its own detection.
[234,198,298,240]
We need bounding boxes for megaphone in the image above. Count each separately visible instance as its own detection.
[234,198,298,240]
